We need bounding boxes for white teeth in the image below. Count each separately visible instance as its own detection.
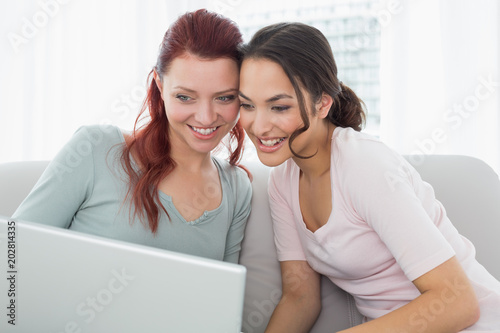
[191,126,217,135]
[260,138,284,147]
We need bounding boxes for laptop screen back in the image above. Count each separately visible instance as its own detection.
[0,217,246,333]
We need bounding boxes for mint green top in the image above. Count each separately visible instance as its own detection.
[12,125,252,263]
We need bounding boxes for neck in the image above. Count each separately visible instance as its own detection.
[293,123,335,180]
[170,147,214,174]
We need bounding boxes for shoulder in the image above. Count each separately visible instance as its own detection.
[333,127,393,160]
[71,125,125,154]
[58,125,126,171]
[213,157,253,215]
[268,159,297,203]
[332,127,406,176]
[71,124,123,143]
[331,127,418,195]
[66,124,124,151]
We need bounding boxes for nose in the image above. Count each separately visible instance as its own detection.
[251,108,273,137]
[195,101,217,125]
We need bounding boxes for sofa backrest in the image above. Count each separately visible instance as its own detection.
[0,160,50,217]
[406,155,500,280]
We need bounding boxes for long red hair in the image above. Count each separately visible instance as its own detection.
[120,9,245,233]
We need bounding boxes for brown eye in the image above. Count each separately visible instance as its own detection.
[240,103,254,110]
[272,105,290,112]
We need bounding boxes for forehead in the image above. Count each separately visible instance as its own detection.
[163,53,239,90]
[240,58,296,98]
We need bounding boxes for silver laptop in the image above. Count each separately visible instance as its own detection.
[0,217,246,333]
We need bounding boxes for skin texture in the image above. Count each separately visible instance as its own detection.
[239,58,480,332]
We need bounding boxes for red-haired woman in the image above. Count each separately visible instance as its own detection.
[12,9,252,263]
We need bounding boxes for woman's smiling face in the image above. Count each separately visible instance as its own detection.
[155,53,240,157]
[239,58,324,167]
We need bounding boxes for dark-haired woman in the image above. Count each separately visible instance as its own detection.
[13,9,252,263]
[239,22,500,331]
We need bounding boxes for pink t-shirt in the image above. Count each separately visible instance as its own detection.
[269,127,500,329]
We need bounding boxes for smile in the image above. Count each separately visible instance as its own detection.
[260,137,285,147]
[256,136,287,153]
[189,126,218,135]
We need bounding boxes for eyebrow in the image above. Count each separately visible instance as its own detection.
[174,86,238,95]
[239,92,294,103]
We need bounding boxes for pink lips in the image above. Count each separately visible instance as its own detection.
[256,137,287,153]
[189,126,219,140]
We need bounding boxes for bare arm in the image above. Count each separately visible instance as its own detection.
[265,260,322,333]
[339,257,480,333]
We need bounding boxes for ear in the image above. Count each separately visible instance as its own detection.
[316,93,333,119]
[153,69,163,98]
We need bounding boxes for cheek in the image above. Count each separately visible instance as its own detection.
[238,111,251,131]
[276,114,303,133]
[219,102,240,123]
[164,103,191,123]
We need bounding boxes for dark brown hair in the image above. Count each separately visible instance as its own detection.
[121,9,245,233]
[240,22,366,158]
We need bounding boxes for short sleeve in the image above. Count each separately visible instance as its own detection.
[337,137,455,281]
[223,165,253,263]
[12,126,98,228]
[268,164,307,262]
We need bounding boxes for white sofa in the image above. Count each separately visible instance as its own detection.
[1,155,500,332]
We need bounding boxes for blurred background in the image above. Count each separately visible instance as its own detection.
[1,0,499,174]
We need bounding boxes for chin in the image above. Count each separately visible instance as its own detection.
[255,151,289,168]
[190,142,219,155]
